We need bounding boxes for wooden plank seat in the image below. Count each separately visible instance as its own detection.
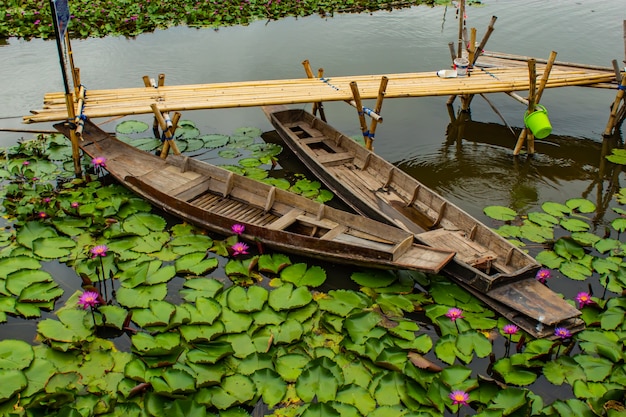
[417,228,498,267]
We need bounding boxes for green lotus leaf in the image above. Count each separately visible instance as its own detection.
[169,234,214,255]
[186,361,227,388]
[592,257,620,275]
[495,224,522,238]
[127,232,170,253]
[314,189,334,203]
[566,198,596,213]
[17,221,58,250]
[77,348,116,386]
[456,331,492,359]
[0,340,34,370]
[18,281,64,303]
[386,319,420,341]
[226,285,268,313]
[219,333,256,359]
[183,297,222,325]
[119,259,164,288]
[0,256,42,279]
[280,263,326,287]
[296,360,340,402]
[527,211,559,227]
[257,253,292,274]
[263,177,291,190]
[176,124,200,139]
[37,309,93,345]
[377,293,415,315]
[252,305,287,326]
[570,231,601,246]
[116,120,149,134]
[519,222,553,243]
[272,318,304,345]
[201,134,230,148]
[372,371,404,406]
[131,332,182,356]
[543,356,586,386]
[535,250,563,269]
[374,347,408,372]
[183,138,205,153]
[221,307,253,334]
[554,238,585,260]
[238,158,262,168]
[21,357,57,397]
[123,212,167,236]
[32,236,76,259]
[218,149,241,159]
[268,283,313,311]
[180,277,224,302]
[559,261,592,280]
[335,385,376,415]
[180,322,225,343]
[577,330,623,362]
[233,127,262,138]
[492,357,538,386]
[344,311,382,345]
[487,387,529,414]
[130,138,161,151]
[338,358,372,388]
[0,369,27,402]
[220,165,245,175]
[606,148,626,164]
[175,252,219,275]
[164,398,208,417]
[116,283,168,308]
[150,368,196,397]
[241,167,267,180]
[52,217,92,237]
[611,217,626,233]
[15,301,47,318]
[6,269,53,297]
[250,368,287,408]
[236,352,273,376]
[594,238,622,254]
[98,305,128,330]
[560,218,590,232]
[483,205,517,221]
[434,334,457,365]
[599,306,625,331]
[350,269,397,288]
[541,201,572,217]
[317,290,369,317]
[573,380,607,400]
[275,353,310,383]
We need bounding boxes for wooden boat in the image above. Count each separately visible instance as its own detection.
[264,107,584,338]
[54,119,456,274]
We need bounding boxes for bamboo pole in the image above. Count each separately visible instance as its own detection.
[151,104,181,158]
[367,76,389,151]
[302,60,326,120]
[471,16,497,66]
[349,82,372,150]
[514,59,536,155]
[603,74,626,137]
[468,28,477,67]
[457,0,465,58]
[316,68,327,122]
[74,85,86,137]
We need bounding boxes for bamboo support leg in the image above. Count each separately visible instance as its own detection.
[471,15,498,66]
[302,59,326,119]
[366,76,388,151]
[316,68,327,122]
[603,74,626,137]
[349,81,371,150]
[514,59,537,155]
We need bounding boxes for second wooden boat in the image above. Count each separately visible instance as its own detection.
[265,107,584,338]
[54,119,455,274]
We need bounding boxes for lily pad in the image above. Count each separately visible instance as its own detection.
[116,120,150,134]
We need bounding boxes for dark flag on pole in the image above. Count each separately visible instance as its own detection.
[53,0,71,39]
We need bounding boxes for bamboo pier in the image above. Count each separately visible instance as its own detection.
[24,63,618,124]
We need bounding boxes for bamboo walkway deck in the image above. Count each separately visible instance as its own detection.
[24,63,618,124]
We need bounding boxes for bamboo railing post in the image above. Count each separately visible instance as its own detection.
[349,81,372,150]
[457,0,465,58]
[367,76,388,150]
[74,85,86,137]
[468,28,477,67]
[448,42,457,64]
[316,68,327,122]
[514,59,536,155]
[471,16,497,67]
[603,74,626,137]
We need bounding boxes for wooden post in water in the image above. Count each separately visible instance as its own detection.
[367,76,388,149]
[603,74,626,137]
[150,104,181,158]
[302,60,327,122]
[349,81,372,150]
[316,68,327,122]
[457,0,465,59]
[514,59,536,155]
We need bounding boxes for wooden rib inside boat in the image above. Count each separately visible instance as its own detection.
[54,119,455,274]
[265,107,584,338]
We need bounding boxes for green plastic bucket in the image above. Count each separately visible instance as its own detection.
[524,104,552,139]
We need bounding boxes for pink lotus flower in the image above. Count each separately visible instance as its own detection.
[575,292,593,308]
[231,224,245,235]
[90,245,108,258]
[503,324,519,335]
[71,202,80,208]
[445,308,464,321]
[554,327,571,339]
[78,291,100,309]
[91,156,106,167]
[231,242,249,256]
[38,211,47,219]
[535,268,551,284]
[449,390,469,406]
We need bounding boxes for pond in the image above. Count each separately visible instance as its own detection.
[0,0,625,415]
